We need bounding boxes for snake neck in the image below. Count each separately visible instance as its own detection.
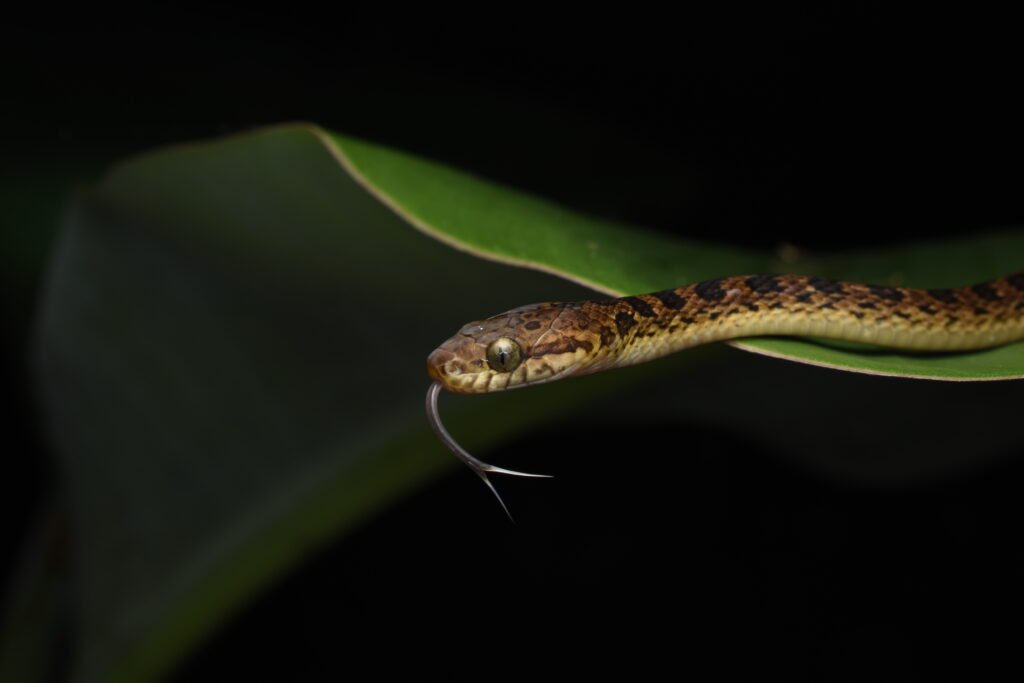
[575,273,1024,373]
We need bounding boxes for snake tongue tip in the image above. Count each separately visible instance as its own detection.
[476,471,516,523]
[483,465,553,479]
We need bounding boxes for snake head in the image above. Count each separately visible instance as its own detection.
[427,302,601,394]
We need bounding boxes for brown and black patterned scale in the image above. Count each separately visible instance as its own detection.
[427,273,1024,394]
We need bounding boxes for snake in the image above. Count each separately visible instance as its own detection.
[426,272,1024,517]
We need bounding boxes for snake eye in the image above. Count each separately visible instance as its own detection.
[486,337,523,373]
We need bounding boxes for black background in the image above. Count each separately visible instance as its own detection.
[4,11,1024,680]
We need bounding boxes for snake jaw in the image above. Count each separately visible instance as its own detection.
[425,349,451,383]
[425,381,551,521]
[426,340,494,393]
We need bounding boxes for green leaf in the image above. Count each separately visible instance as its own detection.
[323,128,1024,380]
[23,123,1024,683]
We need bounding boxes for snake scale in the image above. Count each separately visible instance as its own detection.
[426,272,1024,516]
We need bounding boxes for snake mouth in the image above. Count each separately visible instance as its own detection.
[426,348,486,393]
[425,348,454,383]
[428,348,587,394]
[426,360,444,383]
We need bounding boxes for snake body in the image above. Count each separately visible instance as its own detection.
[426,271,1024,517]
[428,272,1024,394]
